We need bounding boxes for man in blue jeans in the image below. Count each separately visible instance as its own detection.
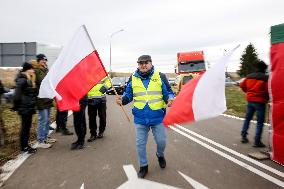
[240,61,269,148]
[34,54,55,148]
[116,55,174,178]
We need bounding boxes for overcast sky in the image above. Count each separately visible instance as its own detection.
[0,0,283,72]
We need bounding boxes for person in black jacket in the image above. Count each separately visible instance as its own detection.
[71,96,88,150]
[13,62,37,153]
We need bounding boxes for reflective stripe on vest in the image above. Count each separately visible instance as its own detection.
[132,70,166,110]
[88,77,110,98]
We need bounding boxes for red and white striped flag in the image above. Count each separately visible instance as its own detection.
[163,45,239,126]
[38,25,107,111]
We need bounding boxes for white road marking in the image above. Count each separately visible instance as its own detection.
[123,165,138,180]
[118,165,180,189]
[0,153,30,187]
[221,114,270,127]
[179,172,210,189]
[170,126,284,188]
[80,183,85,189]
[60,180,67,187]
[174,124,284,178]
[0,120,59,186]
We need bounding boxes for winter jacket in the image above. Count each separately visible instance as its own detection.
[240,72,269,103]
[122,67,174,126]
[13,72,37,115]
[34,66,53,110]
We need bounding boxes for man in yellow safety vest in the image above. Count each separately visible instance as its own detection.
[87,77,111,142]
[116,55,174,178]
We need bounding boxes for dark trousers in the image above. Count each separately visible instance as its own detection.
[241,102,266,143]
[88,102,107,136]
[56,109,68,131]
[73,104,87,144]
[20,113,33,150]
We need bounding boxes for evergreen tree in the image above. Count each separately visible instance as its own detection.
[238,43,259,77]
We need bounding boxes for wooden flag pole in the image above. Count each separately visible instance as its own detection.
[107,75,131,122]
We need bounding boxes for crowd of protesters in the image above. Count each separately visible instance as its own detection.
[0,53,114,154]
[0,53,270,179]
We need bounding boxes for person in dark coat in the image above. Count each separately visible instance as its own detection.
[13,62,37,153]
[71,96,88,150]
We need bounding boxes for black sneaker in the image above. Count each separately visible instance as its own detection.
[61,129,74,136]
[137,165,148,178]
[253,141,266,148]
[241,136,249,143]
[87,135,96,142]
[71,142,84,150]
[49,126,55,130]
[97,133,104,139]
[22,146,37,154]
[156,154,166,168]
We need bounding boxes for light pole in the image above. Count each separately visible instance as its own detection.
[109,29,124,73]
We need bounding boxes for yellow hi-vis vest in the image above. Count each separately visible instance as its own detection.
[88,77,111,98]
[132,70,166,110]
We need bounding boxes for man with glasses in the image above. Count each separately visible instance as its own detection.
[116,55,174,178]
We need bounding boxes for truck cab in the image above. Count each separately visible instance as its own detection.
[174,51,206,95]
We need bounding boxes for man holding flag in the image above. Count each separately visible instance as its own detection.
[116,55,174,178]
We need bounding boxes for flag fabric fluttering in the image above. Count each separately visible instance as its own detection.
[38,25,108,111]
[163,45,239,127]
[270,23,284,165]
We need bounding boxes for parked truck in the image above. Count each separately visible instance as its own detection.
[173,51,206,94]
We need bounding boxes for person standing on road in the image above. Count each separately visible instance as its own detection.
[87,77,111,142]
[71,96,88,150]
[240,60,269,148]
[115,55,174,178]
[34,54,54,148]
[12,62,37,153]
[0,80,7,147]
[55,109,73,135]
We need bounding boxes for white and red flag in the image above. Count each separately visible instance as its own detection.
[38,25,108,111]
[163,45,239,126]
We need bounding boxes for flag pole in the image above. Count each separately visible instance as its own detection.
[106,75,131,122]
[82,25,131,122]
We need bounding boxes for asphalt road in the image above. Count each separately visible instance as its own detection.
[1,96,284,189]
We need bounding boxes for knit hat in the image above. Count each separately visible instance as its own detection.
[22,62,33,72]
[36,54,48,62]
[256,61,268,73]
[137,55,152,63]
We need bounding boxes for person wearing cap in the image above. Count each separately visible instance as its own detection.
[240,60,269,148]
[12,62,37,153]
[34,54,54,148]
[116,55,174,178]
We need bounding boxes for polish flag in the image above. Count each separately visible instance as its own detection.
[163,45,239,126]
[38,25,108,111]
[270,23,284,165]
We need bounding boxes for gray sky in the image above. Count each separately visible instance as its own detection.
[1,0,283,72]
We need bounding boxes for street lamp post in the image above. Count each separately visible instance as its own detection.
[109,29,124,73]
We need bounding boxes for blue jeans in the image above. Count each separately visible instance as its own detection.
[241,102,266,143]
[135,123,166,167]
[37,108,51,143]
